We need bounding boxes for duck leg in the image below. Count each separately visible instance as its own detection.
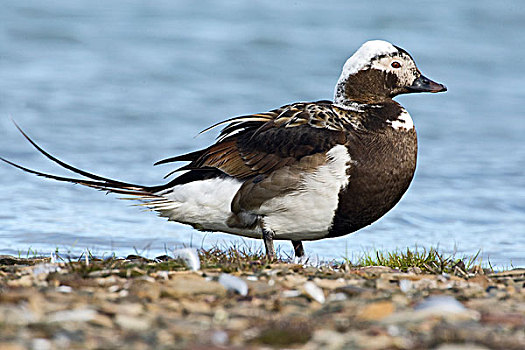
[262,229,275,260]
[291,240,304,258]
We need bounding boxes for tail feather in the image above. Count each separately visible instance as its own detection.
[11,121,136,187]
[1,123,164,200]
[0,156,153,197]
[1,122,234,225]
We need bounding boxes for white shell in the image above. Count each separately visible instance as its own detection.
[173,247,201,271]
[218,273,249,296]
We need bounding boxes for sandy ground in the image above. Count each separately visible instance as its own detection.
[0,254,523,349]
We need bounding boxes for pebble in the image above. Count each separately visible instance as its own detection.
[303,281,325,304]
[282,290,302,298]
[211,330,229,346]
[306,329,346,350]
[56,285,72,293]
[163,275,226,298]
[115,314,151,331]
[414,295,466,313]
[383,295,480,324]
[357,301,395,321]
[433,344,490,350]
[327,293,348,302]
[47,309,97,323]
[0,305,38,325]
[399,279,413,293]
[32,263,60,277]
[31,338,52,350]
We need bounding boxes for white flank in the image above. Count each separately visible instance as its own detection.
[259,145,352,240]
[156,177,255,235]
[390,110,414,131]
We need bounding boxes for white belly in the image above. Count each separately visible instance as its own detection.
[258,145,352,240]
[156,177,261,238]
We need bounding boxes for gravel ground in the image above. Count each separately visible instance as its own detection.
[0,255,523,350]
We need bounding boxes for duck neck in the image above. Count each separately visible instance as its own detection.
[334,71,393,106]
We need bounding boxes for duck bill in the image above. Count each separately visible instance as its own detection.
[408,74,447,93]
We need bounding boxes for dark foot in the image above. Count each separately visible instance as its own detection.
[291,240,304,257]
[262,229,275,260]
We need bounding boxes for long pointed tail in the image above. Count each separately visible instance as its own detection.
[1,122,238,228]
[1,122,161,199]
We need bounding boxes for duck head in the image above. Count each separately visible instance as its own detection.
[334,40,447,105]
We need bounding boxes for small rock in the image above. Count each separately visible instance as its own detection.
[56,285,72,293]
[213,309,229,324]
[375,276,398,290]
[282,275,308,289]
[89,313,114,328]
[282,290,302,298]
[468,275,490,289]
[246,280,277,296]
[155,270,169,280]
[355,334,396,350]
[115,314,151,331]
[383,295,480,324]
[303,281,325,304]
[211,330,229,346]
[307,329,345,350]
[313,277,346,290]
[113,302,143,316]
[162,276,226,298]
[335,285,371,297]
[414,295,466,313]
[180,300,212,314]
[357,301,395,321]
[218,274,248,296]
[433,344,490,350]
[399,279,413,293]
[31,338,52,350]
[7,275,33,288]
[0,343,25,350]
[0,305,38,325]
[480,312,525,326]
[47,309,97,323]
[327,293,347,302]
[358,266,397,274]
[129,279,161,300]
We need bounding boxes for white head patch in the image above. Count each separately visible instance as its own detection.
[334,40,399,104]
[340,40,398,78]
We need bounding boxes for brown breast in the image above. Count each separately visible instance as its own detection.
[327,127,417,237]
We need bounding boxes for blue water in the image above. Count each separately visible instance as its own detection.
[0,1,524,267]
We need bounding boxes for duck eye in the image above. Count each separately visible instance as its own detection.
[391,61,401,69]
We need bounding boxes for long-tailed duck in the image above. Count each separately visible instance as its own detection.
[1,40,446,259]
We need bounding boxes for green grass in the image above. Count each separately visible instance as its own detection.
[350,247,487,274]
[7,244,497,276]
[198,243,281,272]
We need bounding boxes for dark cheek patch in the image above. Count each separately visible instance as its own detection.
[385,72,401,94]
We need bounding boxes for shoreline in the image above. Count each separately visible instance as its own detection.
[0,252,523,349]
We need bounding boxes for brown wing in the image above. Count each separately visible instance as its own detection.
[157,101,348,179]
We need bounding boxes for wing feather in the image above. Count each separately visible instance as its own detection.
[156,101,351,179]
